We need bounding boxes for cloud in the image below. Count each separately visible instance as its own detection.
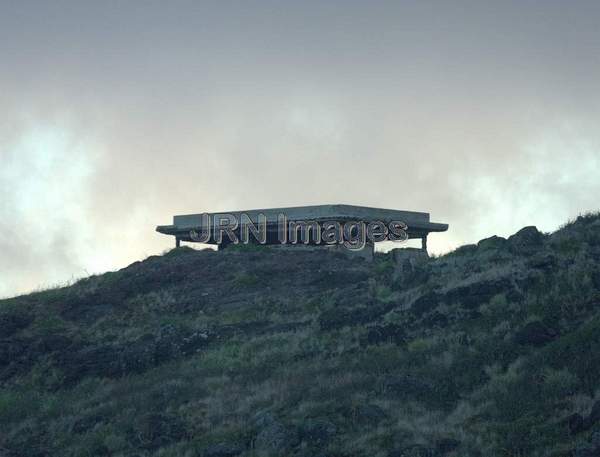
[0,118,100,296]
[1,1,599,296]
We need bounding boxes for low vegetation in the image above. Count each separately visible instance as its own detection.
[2,214,600,456]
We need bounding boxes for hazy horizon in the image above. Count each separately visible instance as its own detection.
[2,0,600,297]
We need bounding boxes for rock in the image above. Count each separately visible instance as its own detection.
[389,444,436,457]
[591,431,600,449]
[318,303,388,331]
[566,413,586,434]
[527,253,556,270]
[514,321,558,346]
[435,438,460,454]
[363,324,406,346]
[202,443,243,457]
[384,375,435,400]
[477,235,507,251]
[384,374,459,408]
[508,226,545,255]
[451,244,477,256]
[586,400,600,428]
[421,311,449,328]
[0,312,33,338]
[71,412,106,434]
[309,269,369,287]
[571,430,600,457]
[352,404,386,426]
[442,277,519,309]
[410,292,441,316]
[35,334,72,353]
[592,271,600,290]
[253,411,299,452]
[563,402,600,438]
[266,321,312,334]
[57,345,122,383]
[2,421,49,457]
[252,411,277,428]
[0,338,28,367]
[573,446,596,457]
[54,325,214,384]
[300,419,337,447]
[392,248,430,287]
[133,412,187,450]
[391,248,429,263]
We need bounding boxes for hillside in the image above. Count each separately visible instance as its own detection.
[2,214,600,457]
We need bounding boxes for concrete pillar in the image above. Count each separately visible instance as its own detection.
[421,235,428,252]
[176,238,181,248]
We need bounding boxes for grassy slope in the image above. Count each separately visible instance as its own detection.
[1,214,600,457]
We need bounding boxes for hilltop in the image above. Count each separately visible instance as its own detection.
[2,214,600,457]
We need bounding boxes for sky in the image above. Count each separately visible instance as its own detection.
[1,0,600,297]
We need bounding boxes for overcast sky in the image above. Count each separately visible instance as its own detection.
[1,0,600,297]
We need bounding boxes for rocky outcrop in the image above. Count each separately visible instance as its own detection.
[299,418,337,448]
[202,443,243,457]
[362,323,406,346]
[477,235,507,251]
[252,412,299,453]
[572,431,600,457]
[507,226,545,255]
[0,311,33,338]
[514,320,559,346]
